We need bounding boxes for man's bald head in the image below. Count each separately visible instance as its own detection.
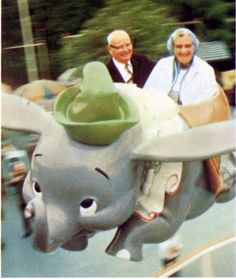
[107,30,131,45]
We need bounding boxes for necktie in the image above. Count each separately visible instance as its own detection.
[125,63,133,83]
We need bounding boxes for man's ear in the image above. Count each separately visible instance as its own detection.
[107,45,112,55]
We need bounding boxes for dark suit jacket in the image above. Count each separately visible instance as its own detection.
[106,54,155,88]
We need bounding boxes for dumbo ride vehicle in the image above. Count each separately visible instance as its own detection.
[2,62,235,261]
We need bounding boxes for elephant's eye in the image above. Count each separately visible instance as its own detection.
[80,199,97,216]
[32,179,42,199]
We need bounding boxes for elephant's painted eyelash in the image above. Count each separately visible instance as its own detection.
[34,153,43,157]
[95,167,109,180]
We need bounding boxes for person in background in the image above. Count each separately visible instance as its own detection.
[106,29,155,88]
[158,234,182,277]
[144,27,217,104]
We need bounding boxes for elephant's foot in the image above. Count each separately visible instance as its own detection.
[105,229,143,262]
[217,153,236,203]
[61,235,88,251]
[22,228,33,238]
[216,180,235,203]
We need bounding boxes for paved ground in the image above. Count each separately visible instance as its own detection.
[1,188,235,277]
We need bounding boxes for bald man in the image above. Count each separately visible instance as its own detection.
[106,30,155,88]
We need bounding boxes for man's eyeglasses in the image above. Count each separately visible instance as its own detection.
[109,43,132,50]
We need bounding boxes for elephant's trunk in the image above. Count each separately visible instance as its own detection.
[25,198,60,252]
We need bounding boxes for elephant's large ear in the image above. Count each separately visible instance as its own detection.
[2,93,52,134]
[131,120,235,162]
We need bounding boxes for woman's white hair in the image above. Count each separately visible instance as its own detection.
[166,28,200,54]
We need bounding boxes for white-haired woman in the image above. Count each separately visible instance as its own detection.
[144,28,217,104]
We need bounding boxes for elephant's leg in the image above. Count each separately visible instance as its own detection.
[217,153,236,203]
[106,215,145,261]
[106,209,182,261]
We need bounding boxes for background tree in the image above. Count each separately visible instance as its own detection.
[1,0,105,86]
[57,0,178,75]
[30,0,104,49]
[1,0,235,87]
[29,0,105,79]
[2,0,27,86]
[155,0,235,55]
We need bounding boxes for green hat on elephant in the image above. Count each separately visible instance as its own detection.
[54,61,140,145]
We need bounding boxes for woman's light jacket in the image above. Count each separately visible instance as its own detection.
[144,55,217,105]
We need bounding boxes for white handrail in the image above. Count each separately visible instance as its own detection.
[151,232,236,277]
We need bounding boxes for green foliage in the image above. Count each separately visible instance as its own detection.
[1,1,28,87]
[57,0,177,73]
[2,0,22,48]
[29,0,105,49]
[154,0,235,51]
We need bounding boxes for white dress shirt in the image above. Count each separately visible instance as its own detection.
[112,58,133,83]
